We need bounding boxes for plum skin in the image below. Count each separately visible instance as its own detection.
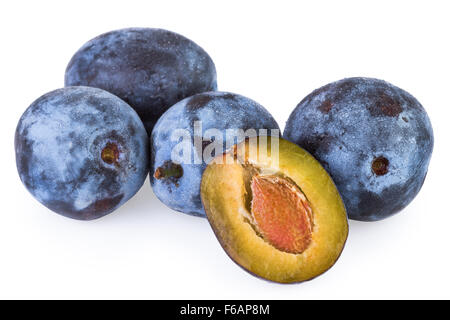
[15,86,149,220]
[65,28,217,135]
[284,77,434,221]
[150,91,280,217]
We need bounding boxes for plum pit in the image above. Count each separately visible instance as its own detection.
[248,174,314,254]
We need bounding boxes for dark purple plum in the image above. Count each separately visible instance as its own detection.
[150,91,280,217]
[15,87,149,220]
[65,28,217,134]
[284,77,433,221]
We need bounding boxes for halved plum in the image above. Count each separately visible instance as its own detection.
[201,137,348,283]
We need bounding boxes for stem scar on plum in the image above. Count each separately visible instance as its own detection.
[372,156,389,176]
[101,142,120,165]
[154,160,184,187]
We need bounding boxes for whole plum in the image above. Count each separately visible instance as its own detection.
[65,28,217,134]
[15,87,149,220]
[284,77,433,221]
[151,91,280,217]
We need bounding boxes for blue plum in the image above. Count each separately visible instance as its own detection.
[150,91,280,217]
[284,77,433,221]
[65,28,217,134]
[15,86,149,220]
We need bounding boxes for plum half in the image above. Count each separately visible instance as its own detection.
[201,137,348,283]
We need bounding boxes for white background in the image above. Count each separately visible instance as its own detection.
[1,0,449,299]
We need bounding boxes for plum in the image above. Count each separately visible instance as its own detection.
[201,137,348,283]
[15,86,149,220]
[65,28,217,134]
[150,91,280,217]
[284,77,434,221]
